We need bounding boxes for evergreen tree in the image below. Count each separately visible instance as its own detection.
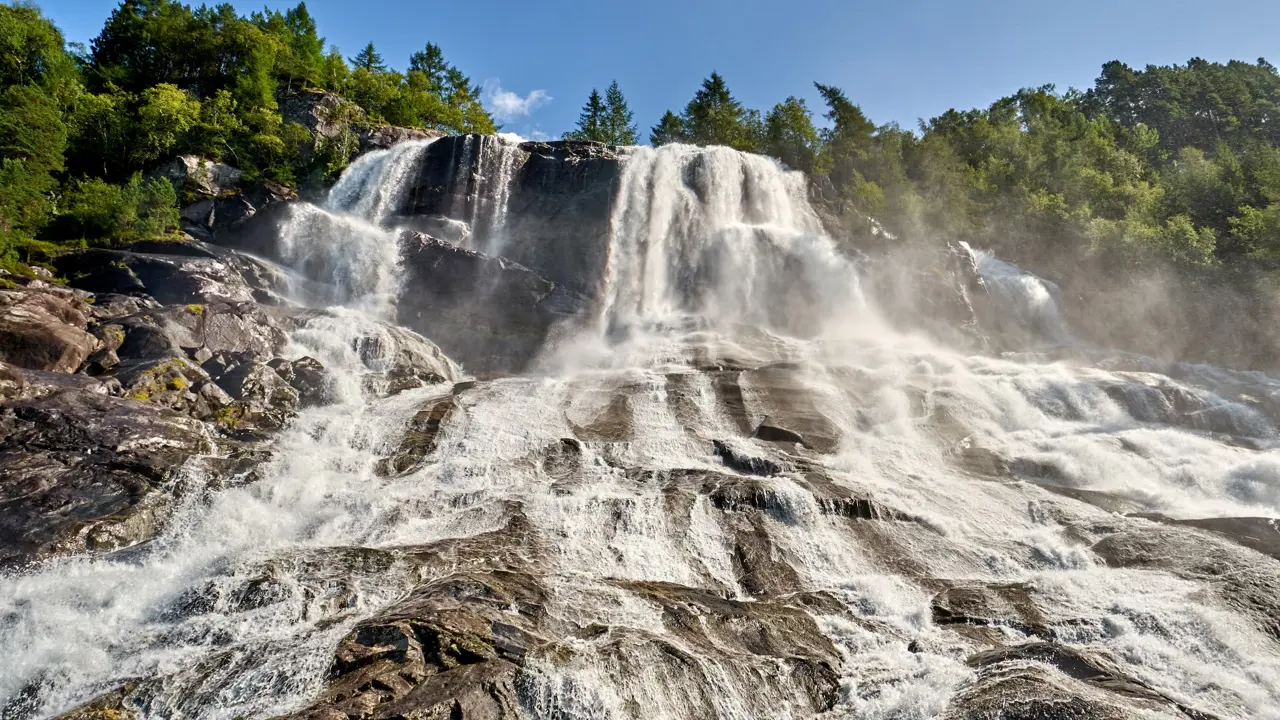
[764,96,819,172]
[650,110,684,146]
[680,72,759,151]
[408,42,449,93]
[603,80,638,145]
[349,42,385,73]
[565,88,607,142]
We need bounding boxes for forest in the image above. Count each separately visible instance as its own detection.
[5,0,1280,300]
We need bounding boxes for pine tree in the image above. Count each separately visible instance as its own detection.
[565,88,607,142]
[408,42,448,94]
[680,72,758,151]
[603,80,638,145]
[349,42,385,73]
[650,110,684,146]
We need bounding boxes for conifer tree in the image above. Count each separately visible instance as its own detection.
[565,88,607,142]
[349,42,385,73]
[680,72,759,151]
[650,110,684,146]
[603,80,638,145]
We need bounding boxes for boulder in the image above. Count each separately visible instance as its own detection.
[117,356,227,420]
[207,360,300,433]
[0,287,98,373]
[376,395,458,476]
[113,302,290,364]
[154,155,242,199]
[0,389,209,566]
[268,356,331,407]
[397,231,589,372]
[180,180,297,242]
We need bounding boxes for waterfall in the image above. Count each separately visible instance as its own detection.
[965,243,1073,345]
[3,139,1280,720]
[601,144,869,340]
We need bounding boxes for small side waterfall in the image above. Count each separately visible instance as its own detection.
[965,243,1073,345]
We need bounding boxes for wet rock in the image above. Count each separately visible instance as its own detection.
[269,356,332,407]
[401,136,622,298]
[539,437,583,483]
[0,361,24,402]
[0,287,98,373]
[753,417,806,445]
[0,390,209,566]
[1091,521,1280,642]
[117,357,225,420]
[397,231,589,373]
[278,569,544,720]
[740,365,842,453]
[377,396,458,476]
[712,439,784,476]
[114,302,290,363]
[350,322,456,397]
[951,641,1219,719]
[931,581,1051,641]
[209,360,300,433]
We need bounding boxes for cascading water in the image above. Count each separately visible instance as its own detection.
[3,139,1280,720]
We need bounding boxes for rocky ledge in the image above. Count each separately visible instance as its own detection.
[0,234,455,569]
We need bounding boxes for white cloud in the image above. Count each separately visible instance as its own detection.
[485,81,551,122]
[526,129,553,141]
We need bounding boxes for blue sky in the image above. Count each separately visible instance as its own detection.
[34,0,1280,140]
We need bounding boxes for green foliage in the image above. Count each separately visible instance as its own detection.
[565,88,606,142]
[565,82,637,145]
[678,72,761,151]
[56,172,178,243]
[0,84,65,236]
[650,110,684,147]
[764,96,819,173]
[348,42,385,73]
[603,81,638,145]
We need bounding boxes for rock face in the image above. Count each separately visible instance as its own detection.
[0,286,98,373]
[179,180,297,241]
[358,125,445,154]
[53,242,287,306]
[154,155,243,199]
[397,136,623,298]
[280,89,365,162]
[0,389,209,567]
[397,231,589,372]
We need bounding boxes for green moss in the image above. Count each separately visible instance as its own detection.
[168,376,189,391]
[215,404,245,430]
[184,303,205,317]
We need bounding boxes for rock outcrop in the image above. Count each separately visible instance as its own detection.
[397,136,623,298]
[0,285,98,373]
[0,388,209,567]
[397,231,589,372]
[154,155,243,199]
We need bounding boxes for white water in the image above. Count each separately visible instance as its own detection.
[3,141,1280,719]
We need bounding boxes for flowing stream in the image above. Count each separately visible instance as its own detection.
[3,141,1280,719]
